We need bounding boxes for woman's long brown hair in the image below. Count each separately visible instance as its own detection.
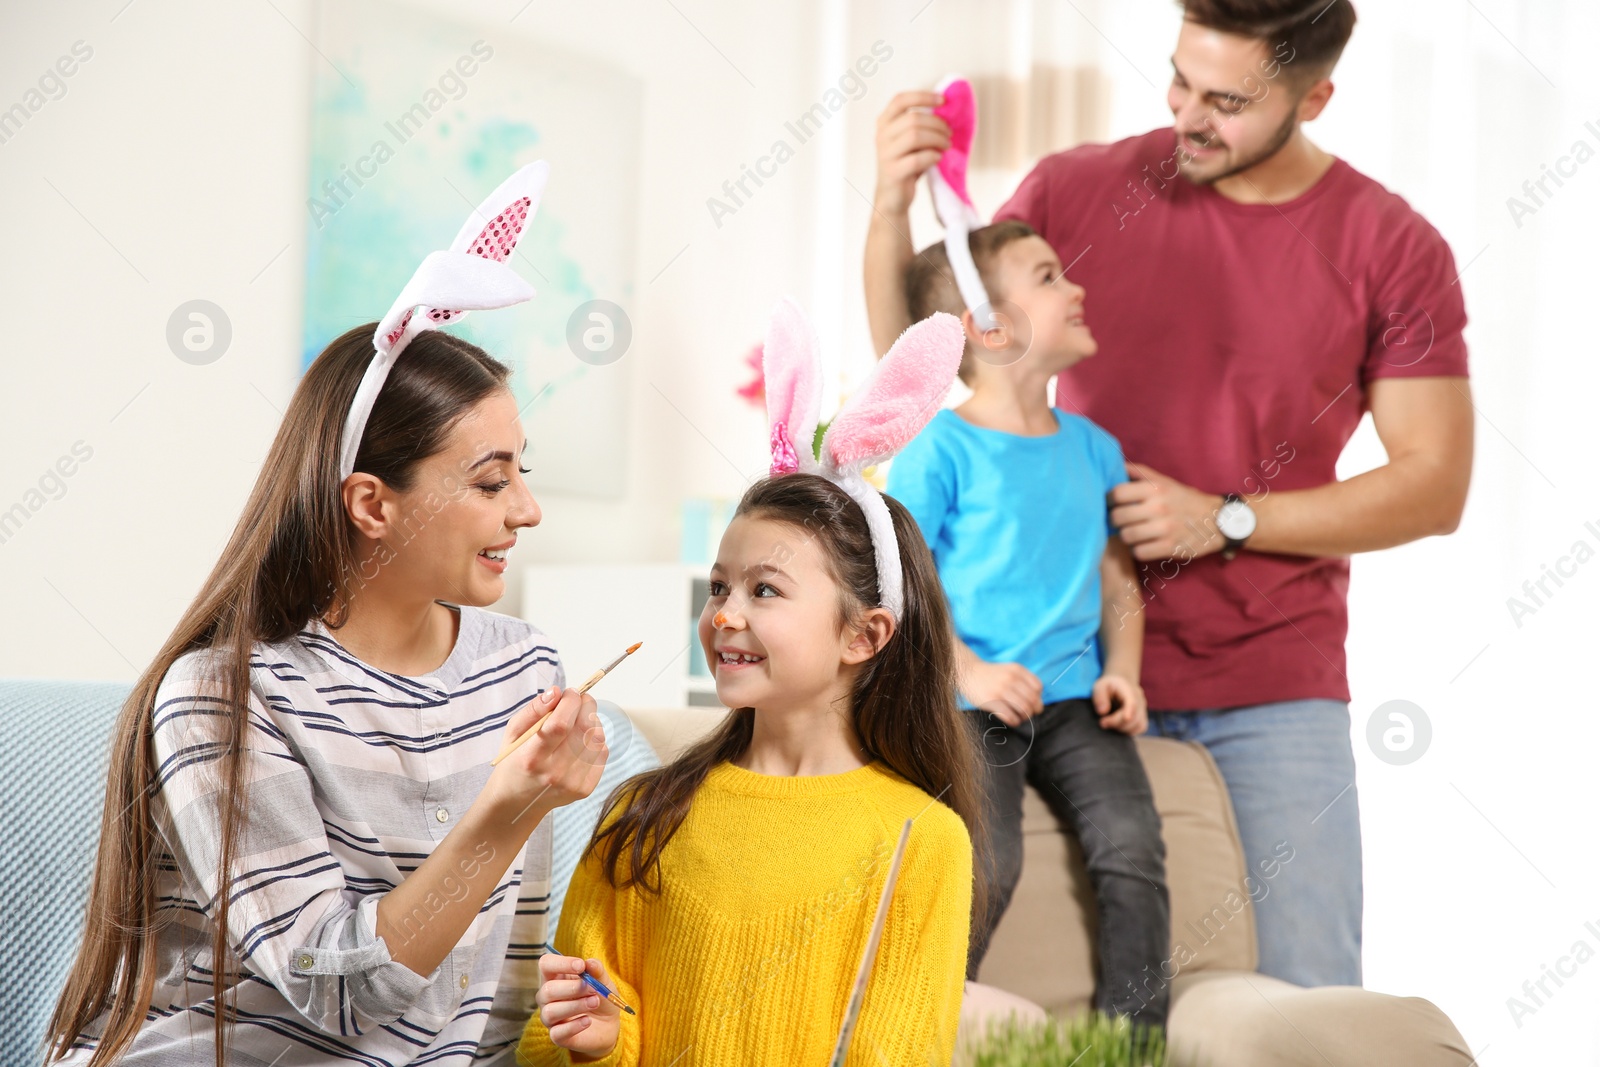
[45,324,512,1066]
[589,473,990,918]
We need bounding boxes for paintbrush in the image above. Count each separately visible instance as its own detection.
[827,817,913,1066]
[490,641,641,766]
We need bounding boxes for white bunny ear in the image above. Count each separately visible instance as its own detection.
[448,160,548,259]
[341,162,547,480]
[762,298,823,475]
[371,161,549,358]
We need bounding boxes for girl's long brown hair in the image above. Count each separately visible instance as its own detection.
[45,324,511,1066]
[589,473,989,918]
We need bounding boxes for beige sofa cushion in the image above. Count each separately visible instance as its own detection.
[624,704,729,763]
[1167,970,1474,1066]
[976,736,1257,1011]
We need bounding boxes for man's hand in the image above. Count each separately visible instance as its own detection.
[873,90,949,216]
[1109,463,1226,562]
[962,660,1044,727]
[1092,673,1148,735]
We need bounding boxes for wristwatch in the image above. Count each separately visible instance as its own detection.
[1217,494,1257,561]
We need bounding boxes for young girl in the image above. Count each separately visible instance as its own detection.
[47,164,611,1067]
[519,301,986,1066]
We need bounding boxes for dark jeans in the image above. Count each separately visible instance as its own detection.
[969,699,1171,1027]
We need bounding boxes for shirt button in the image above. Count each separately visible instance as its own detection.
[297,953,314,969]
[459,974,470,990]
[435,807,449,823]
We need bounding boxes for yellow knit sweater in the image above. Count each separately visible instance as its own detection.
[517,760,972,1067]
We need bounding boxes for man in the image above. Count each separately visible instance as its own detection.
[864,0,1472,992]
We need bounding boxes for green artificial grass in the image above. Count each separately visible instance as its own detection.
[964,1011,1168,1067]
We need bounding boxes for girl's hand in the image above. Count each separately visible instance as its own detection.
[536,953,623,1056]
[484,687,609,828]
[963,660,1044,726]
[873,90,949,216]
[1093,674,1148,735]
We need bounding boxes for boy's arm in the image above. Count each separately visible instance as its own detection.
[1093,538,1147,734]
[1099,537,1143,682]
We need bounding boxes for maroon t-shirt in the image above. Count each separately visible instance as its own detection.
[995,128,1469,711]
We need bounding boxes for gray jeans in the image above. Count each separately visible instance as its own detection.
[969,698,1171,1026]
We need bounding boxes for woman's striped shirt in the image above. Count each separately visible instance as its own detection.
[63,603,563,1066]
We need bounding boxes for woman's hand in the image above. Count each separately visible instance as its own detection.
[536,953,623,1057]
[873,90,949,216]
[483,687,609,829]
[1092,673,1148,735]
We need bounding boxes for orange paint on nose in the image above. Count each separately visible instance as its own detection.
[714,611,729,628]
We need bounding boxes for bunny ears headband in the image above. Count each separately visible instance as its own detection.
[337,161,549,480]
[763,299,963,621]
[925,76,997,332]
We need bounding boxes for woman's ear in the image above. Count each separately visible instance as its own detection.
[842,607,896,666]
[341,473,392,540]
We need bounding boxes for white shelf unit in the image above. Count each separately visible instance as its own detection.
[520,563,723,709]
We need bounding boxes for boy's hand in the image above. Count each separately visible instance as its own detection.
[964,661,1044,726]
[535,953,622,1057]
[1093,674,1148,735]
[874,91,950,216]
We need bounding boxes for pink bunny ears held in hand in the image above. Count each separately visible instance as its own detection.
[763,298,964,621]
[337,161,550,480]
[925,76,997,332]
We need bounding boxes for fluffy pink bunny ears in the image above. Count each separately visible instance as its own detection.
[925,76,997,332]
[337,161,549,480]
[763,298,964,621]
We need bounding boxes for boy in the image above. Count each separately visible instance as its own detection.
[886,220,1170,1027]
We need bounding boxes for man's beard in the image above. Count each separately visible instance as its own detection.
[1178,108,1299,186]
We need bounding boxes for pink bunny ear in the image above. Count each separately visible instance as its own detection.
[762,298,823,475]
[933,76,976,209]
[821,312,964,473]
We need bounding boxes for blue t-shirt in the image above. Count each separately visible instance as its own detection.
[887,407,1128,705]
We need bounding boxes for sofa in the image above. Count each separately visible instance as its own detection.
[8,681,1471,1067]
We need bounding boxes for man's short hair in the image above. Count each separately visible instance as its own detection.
[903,219,1038,384]
[1179,0,1357,84]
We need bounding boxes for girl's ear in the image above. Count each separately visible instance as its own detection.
[841,607,896,666]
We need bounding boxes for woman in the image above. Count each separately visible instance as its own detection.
[47,174,607,1063]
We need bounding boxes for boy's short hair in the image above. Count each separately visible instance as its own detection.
[903,219,1039,384]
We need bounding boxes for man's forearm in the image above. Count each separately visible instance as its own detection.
[1248,451,1469,557]
[864,211,917,357]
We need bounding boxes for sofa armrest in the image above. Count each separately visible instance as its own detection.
[1168,971,1473,1067]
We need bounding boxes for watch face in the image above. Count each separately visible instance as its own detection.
[1218,498,1257,541]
